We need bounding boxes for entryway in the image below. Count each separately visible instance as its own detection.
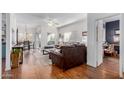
[96,15,120,77]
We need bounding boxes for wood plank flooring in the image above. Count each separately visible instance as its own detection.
[2,49,120,79]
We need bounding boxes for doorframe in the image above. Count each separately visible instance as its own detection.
[95,14,122,77]
[95,19,104,66]
[0,14,2,79]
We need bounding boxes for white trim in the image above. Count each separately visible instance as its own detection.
[0,14,2,79]
[119,14,124,78]
[96,19,104,67]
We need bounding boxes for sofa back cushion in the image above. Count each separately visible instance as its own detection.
[61,45,86,68]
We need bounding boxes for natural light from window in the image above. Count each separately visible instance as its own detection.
[47,33,55,45]
[64,32,71,42]
[82,36,87,46]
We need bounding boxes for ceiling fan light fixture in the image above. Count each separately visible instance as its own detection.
[45,17,59,27]
[48,22,53,27]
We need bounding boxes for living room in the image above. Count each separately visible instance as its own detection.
[1,1,124,93]
[1,13,124,79]
[2,13,88,78]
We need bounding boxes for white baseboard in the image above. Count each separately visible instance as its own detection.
[5,66,11,71]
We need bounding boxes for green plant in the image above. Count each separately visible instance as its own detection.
[13,48,20,54]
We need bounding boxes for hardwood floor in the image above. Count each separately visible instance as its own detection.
[2,49,119,79]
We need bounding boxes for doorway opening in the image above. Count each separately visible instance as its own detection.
[96,15,120,76]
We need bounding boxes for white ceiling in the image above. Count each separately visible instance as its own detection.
[15,13,87,27]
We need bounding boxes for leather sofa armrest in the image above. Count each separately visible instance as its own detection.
[55,52,63,57]
[50,51,64,68]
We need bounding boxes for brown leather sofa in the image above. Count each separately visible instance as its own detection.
[49,44,87,71]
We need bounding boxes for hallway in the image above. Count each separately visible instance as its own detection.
[2,49,119,79]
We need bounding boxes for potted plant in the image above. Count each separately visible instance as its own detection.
[11,48,20,68]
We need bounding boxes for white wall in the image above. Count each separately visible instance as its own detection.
[87,13,119,67]
[11,14,17,45]
[7,13,17,45]
[58,19,87,42]
[0,14,2,78]
[6,13,17,71]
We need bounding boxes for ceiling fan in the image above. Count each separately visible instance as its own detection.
[44,17,59,27]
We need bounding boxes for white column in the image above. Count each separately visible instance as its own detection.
[0,14,2,78]
[87,14,97,67]
[5,13,12,71]
[120,14,124,77]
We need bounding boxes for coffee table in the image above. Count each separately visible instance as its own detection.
[42,48,55,55]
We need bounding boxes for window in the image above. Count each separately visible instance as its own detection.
[113,35,120,42]
[27,33,33,41]
[47,33,55,45]
[82,32,87,46]
[18,32,25,42]
[114,30,120,43]
[63,32,71,42]
[18,32,33,42]
[82,36,87,43]
[115,30,120,34]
